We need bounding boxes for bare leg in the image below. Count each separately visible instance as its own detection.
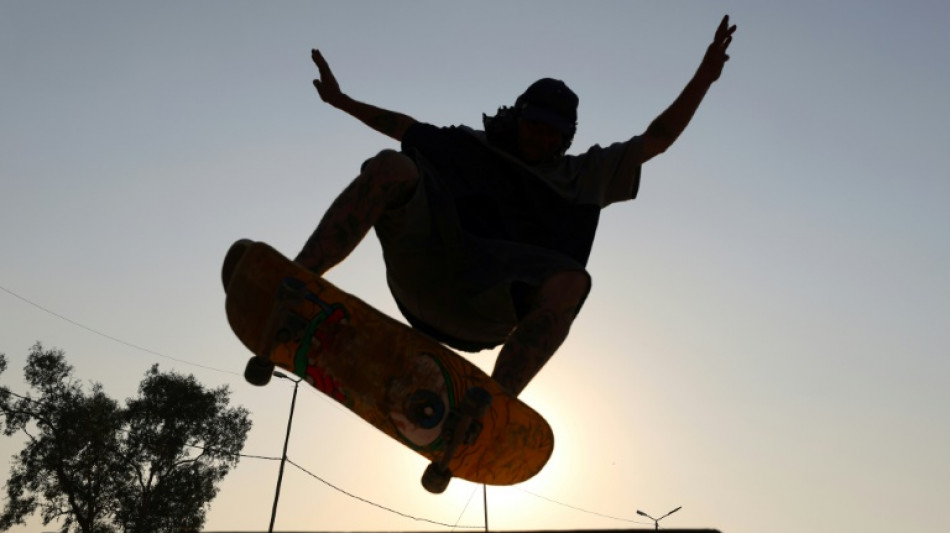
[491,270,590,396]
[295,150,418,274]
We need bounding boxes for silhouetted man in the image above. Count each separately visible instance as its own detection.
[296,16,737,396]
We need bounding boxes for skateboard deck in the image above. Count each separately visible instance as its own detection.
[222,239,553,491]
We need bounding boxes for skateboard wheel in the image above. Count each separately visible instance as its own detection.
[421,462,452,494]
[244,356,275,386]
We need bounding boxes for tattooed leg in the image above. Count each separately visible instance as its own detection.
[295,149,418,274]
[491,270,591,397]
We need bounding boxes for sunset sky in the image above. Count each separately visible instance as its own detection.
[1,2,947,533]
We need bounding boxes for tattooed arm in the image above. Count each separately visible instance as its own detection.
[312,49,418,142]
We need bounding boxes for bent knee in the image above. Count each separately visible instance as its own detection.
[358,150,419,208]
[362,149,418,184]
[537,270,591,311]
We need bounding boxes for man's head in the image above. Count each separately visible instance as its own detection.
[513,78,578,164]
[482,78,579,164]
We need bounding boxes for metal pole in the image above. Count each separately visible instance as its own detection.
[269,373,300,532]
[483,484,489,532]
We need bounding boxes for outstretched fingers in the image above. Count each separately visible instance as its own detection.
[697,15,737,83]
[715,15,737,50]
[311,49,342,104]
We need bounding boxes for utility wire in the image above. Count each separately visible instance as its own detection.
[517,488,652,525]
[0,284,240,376]
[286,457,483,529]
[452,486,481,531]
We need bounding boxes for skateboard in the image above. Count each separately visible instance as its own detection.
[222,239,553,492]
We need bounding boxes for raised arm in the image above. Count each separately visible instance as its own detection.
[636,15,737,163]
[312,49,418,142]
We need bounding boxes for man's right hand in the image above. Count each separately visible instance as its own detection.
[312,49,345,108]
[309,48,417,142]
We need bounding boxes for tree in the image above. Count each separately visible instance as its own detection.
[0,343,252,533]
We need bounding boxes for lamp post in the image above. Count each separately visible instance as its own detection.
[636,506,682,531]
[269,370,302,533]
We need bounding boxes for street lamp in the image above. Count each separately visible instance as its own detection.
[637,506,682,531]
[269,370,302,533]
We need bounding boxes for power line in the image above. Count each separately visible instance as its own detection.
[453,486,482,531]
[187,443,281,462]
[0,283,240,376]
[517,488,653,526]
[210,446,647,529]
[286,457,484,529]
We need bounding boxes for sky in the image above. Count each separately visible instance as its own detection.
[1,1,948,532]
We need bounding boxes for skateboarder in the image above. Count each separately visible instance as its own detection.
[296,16,737,397]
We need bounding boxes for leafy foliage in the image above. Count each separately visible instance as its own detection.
[0,344,251,533]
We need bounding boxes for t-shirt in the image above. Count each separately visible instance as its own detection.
[372,123,642,350]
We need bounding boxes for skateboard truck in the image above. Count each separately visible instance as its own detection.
[421,386,492,493]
